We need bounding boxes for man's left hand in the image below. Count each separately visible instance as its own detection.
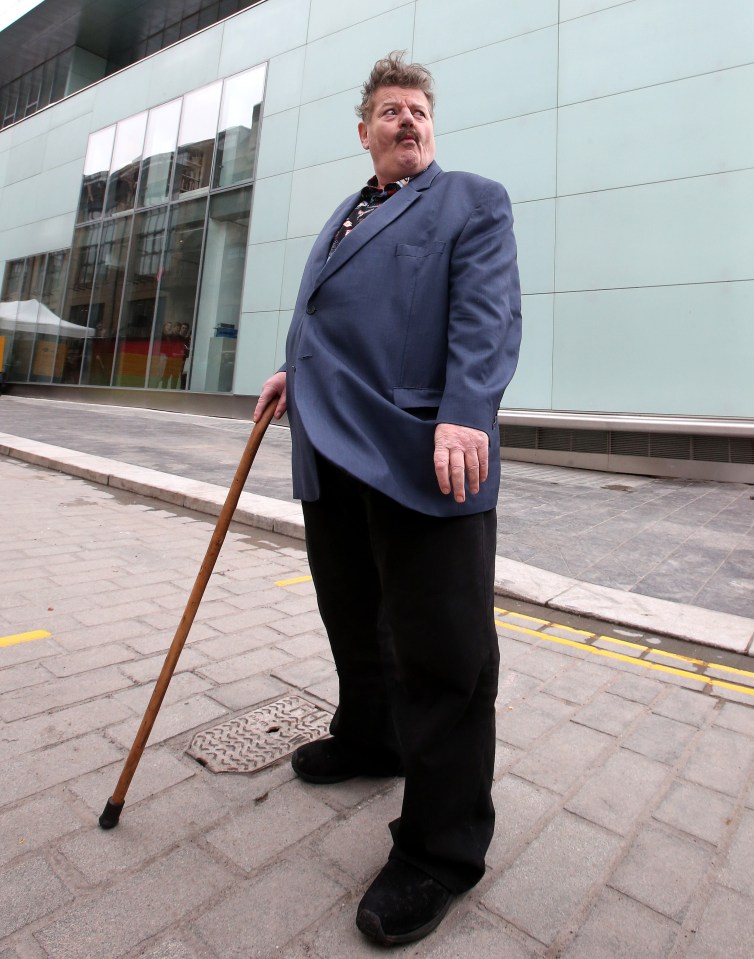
[433,423,489,503]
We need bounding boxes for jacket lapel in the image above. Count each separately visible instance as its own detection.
[311,162,443,293]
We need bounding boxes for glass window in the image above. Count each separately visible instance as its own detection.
[113,207,168,388]
[55,224,102,383]
[31,250,71,383]
[190,187,251,392]
[172,81,222,199]
[104,112,148,216]
[213,64,266,189]
[137,99,182,208]
[77,126,116,223]
[149,197,207,389]
[80,217,134,385]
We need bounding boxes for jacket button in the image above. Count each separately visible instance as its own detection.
[306,303,316,315]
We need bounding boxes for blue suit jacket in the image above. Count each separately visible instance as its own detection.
[284,161,522,517]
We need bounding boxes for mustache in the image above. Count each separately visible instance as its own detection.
[396,129,418,144]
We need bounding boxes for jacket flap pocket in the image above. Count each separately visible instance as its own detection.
[395,240,446,257]
[393,387,443,409]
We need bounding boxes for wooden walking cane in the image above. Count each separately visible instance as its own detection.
[99,399,278,829]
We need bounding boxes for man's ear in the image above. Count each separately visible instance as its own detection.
[358,121,369,150]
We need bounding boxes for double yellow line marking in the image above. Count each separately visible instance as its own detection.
[0,630,51,649]
[494,607,754,699]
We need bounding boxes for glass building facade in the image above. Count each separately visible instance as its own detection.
[1,63,264,394]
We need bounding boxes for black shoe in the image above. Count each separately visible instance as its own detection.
[291,737,403,784]
[356,859,454,945]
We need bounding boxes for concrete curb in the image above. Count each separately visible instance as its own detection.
[2,431,753,657]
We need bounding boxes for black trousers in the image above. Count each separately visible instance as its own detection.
[301,454,499,892]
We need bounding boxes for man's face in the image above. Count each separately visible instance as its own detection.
[358,86,435,187]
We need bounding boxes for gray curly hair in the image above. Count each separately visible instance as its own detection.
[356,51,435,122]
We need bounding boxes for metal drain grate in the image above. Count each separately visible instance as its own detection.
[187,696,332,773]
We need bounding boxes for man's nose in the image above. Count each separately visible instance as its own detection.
[398,105,414,124]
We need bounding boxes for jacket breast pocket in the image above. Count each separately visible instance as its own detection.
[395,241,446,258]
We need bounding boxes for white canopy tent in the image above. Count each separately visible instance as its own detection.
[0,299,93,338]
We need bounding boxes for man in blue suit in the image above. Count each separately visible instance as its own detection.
[254,52,521,945]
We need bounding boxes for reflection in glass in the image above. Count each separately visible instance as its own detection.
[104,112,148,216]
[149,197,207,388]
[113,207,168,388]
[81,217,133,385]
[31,250,70,383]
[173,82,222,199]
[77,126,116,223]
[55,224,103,382]
[213,64,265,189]
[137,99,182,208]
[191,187,251,392]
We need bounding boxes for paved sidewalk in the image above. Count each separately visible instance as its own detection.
[2,456,754,958]
[1,395,753,654]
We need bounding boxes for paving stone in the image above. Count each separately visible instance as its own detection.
[572,692,647,737]
[0,857,72,938]
[271,656,335,690]
[274,631,330,658]
[107,695,227,749]
[42,643,136,678]
[560,888,679,959]
[609,673,665,705]
[496,696,574,748]
[0,636,60,666]
[195,646,291,685]
[59,779,228,884]
[566,749,668,835]
[134,939,201,959]
[205,780,337,873]
[34,846,234,959]
[0,794,84,867]
[0,661,52,695]
[482,811,623,945]
[112,671,212,713]
[71,599,163,628]
[718,809,754,898]
[513,722,613,794]
[53,618,154,651]
[307,675,339,708]
[118,649,210,684]
[653,780,737,846]
[714,701,754,737]
[0,667,134,722]
[543,660,613,704]
[192,858,346,959]
[206,606,289,635]
[487,774,557,867]
[622,713,698,764]
[681,726,754,796]
[193,626,284,660]
[610,823,711,921]
[507,646,572,682]
[204,673,289,711]
[495,670,543,708]
[410,908,539,958]
[68,748,196,815]
[653,686,719,727]
[0,697,135,762]
[685,885,754,959]
[312,787,403,882]
[1,733,125,806]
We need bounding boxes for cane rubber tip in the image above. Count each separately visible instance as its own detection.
[99,798,124,829]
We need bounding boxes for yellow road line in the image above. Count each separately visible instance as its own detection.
[495,619,754,699]
[275,575,313,587]
[0,630,51,648]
